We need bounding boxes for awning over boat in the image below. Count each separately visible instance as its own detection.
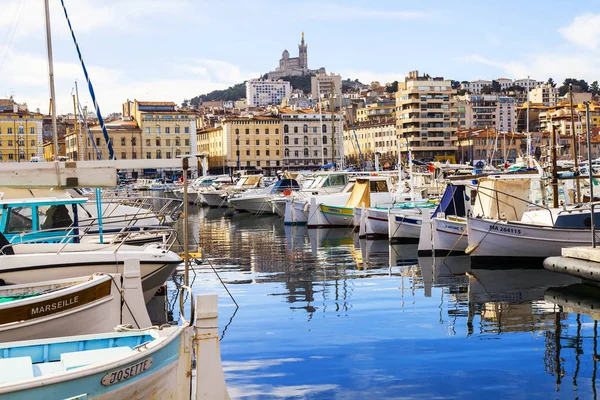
[345,178,370,208]
[433,184,466,218]
[319,163,335,170]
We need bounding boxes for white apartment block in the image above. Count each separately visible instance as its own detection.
[514,79,544,91]
[461,80,491,94]
[462,95,516,133]
[496,78,513,91]
[246,79,291,108]
[529,84,559,107]
[311,73,343,109]
[461,78,543,94]
[280,109,343,169]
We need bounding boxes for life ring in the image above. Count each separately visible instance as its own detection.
[283,189,292,196]
[428,164,435,173]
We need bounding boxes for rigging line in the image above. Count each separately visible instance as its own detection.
[59,0,114,160]
[0,0,27,75]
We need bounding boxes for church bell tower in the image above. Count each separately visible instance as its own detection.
[298,32,308,71]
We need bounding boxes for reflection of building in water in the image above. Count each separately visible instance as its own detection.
[479,302,558,334]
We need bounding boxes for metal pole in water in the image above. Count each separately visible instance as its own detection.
[586,102,596,247]
[183,157,190,286]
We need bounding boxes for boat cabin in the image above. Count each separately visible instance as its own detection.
[0,198,88,244]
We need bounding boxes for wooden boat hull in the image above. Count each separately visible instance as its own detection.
[431,217,468,256]
[388,213,422,243]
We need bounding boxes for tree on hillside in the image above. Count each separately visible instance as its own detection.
[457,89,468,96]
[385,81,399,93]
[559,78,589,96]
[547,78,556,88]
[451,80,461,89]
[481,85,493,94]
[491,80,501,93]
[591,81,599,97]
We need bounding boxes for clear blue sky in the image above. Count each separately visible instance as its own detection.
[0,0,598,113]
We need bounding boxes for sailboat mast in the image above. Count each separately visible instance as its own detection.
[570,84,581,203]
[44,0,59,162]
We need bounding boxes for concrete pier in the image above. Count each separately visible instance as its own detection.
[544,247,600,283]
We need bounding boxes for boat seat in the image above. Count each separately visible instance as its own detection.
[32,361,63,377]
[61,346,134,371]
[0,356,33,384]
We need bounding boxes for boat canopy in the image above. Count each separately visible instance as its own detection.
[472,178,531,220]
[432,184,466,218]
[345,178,371,208]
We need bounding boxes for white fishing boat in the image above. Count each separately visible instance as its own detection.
[0,259,151,343]
[0,293,229,400]
[307,176,393,228]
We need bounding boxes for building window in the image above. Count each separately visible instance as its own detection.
[132,152,137,159]
[7,140,12,147]
[121,152,126,159]
[303,136,308,145]
[246,150,250,156]
[275,139,279,145]
[246,138,250,145]
[294,138,299,145]
[96,138,100,146]
[265,128,269,135]
[121,137,126,146]
[294,126,298,133]
[322,124,327,133]
[175,127,180,134]
[146,152,151,159]
[294,150,299,157]
[284,148,289,157]
[8,153,13,160]
[324,148,328,156]
[284,125,289,133]
[313,138,318,145]
[284,136,289,145]
[304,148,309,157]
[314,150,318,156]
[132,137,137,146]
[30,127,35,134]
[145,127,150,134]
[155,127,160,134]
[323,136,327,144]
[156,150,162,159]
[257,161,261,166]
[266,150,270,156]
[246,128,249,134]
[256,129,259,135]
[256,140,260,145]
[256,150,260,156]
[165,127,170,134]
[166,152,171,159]
[185,139,189,146]
[184,127,189,134]
[276,150,280,156]
[156,139,161,146]
[18,126,24,135]
[235,129,239,135]
[176,138,181,146]
[30,140,35,146]
[266,139,270,145]
[275,128,279,135]
[303,124,308,133]
[7,128,12,134]
[146,139,151,147]
[166,139,171,146]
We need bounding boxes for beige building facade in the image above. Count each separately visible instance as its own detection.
[396,71,458,160]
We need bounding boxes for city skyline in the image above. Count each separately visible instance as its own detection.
[0,0,598,113]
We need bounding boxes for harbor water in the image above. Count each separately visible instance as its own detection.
[170,204,600,399]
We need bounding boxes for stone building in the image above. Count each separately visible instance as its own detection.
[267,33,325,79]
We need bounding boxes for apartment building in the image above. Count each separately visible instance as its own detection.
[196,126,225,173]
[529,84,559,107]
[455,128,525,164]
[344,118,397,167]
[0,99,43,162]
[280,107,343,170]
[461,80,491,94]
[221,115,283,175]
[396,71,458,160]
[311,73,343,110]
[355,102,396,123]
[246,79,291,108]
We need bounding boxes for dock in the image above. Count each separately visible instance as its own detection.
[544,247,600,283]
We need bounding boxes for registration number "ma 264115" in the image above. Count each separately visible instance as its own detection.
[101,358,153,386]
[488,225,524,235]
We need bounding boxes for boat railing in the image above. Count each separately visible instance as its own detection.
[466,182,557,225]
[0,225,178,256]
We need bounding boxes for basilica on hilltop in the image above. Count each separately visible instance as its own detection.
[267,33,325,79]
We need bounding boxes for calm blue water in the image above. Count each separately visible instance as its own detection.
[172,206,600,399]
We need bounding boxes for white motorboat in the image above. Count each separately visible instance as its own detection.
[0,239,181,303]
[228,178,300,215]
[0,259,151,343]
[283,172,351,225]
[200,174,262,208]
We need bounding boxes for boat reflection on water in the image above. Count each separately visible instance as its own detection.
[307,227,355,257]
